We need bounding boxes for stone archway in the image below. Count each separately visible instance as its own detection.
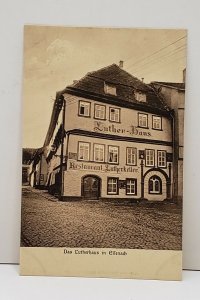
[143,169,169,201]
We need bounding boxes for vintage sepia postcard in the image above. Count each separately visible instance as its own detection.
[20,26,187,280]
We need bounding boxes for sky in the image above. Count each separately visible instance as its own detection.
[23,26,187,148]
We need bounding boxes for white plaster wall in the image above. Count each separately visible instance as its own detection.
[63,134,172,199]
[64,170,82,197]
[64,93,172,142]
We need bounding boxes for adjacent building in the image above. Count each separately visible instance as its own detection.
[22,148,37,184]
[151,79,185,200]
[42,63,175,201]
[29,147,48,188]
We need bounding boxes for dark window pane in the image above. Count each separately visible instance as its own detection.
[80,106,85,115]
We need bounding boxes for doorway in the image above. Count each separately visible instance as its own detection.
[82,175,101,199]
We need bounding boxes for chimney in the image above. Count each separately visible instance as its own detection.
[119,60,124,69]
[141,77,144,82]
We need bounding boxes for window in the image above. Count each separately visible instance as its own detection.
[152,116,162,130]
[94,104,106,120]
[126,147,137,165]
[94,144,105,162]
[107,177,118,194]
[78,142,90,161]
[104,83,117,96]
[134,91,146,102]
[145,149,155,167]
[108,146,119,164]
[109,107,120,122]
[157,150,167,168]
[149,175,162,194]
[79,101,91,117]
[138,113,148,128]
[126,179,137,195]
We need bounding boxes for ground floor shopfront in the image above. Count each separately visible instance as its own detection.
[62,165,172,201]
[54,134,174,202]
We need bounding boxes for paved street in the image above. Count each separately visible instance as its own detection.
[21,187,182,250]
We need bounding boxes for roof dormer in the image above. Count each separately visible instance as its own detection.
[104,82,117,96]
[134,90,146,102]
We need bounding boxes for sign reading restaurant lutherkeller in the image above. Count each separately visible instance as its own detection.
[20,26,186,281]
[69,160,139,173]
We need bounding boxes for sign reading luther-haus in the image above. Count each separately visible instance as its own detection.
[94,121,152,137]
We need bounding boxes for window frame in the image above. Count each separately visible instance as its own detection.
[107,177,119,195]
[78,100,91,118]
[93,143,105,163]
[109,107,121,123]
[126,147,137,166]
[94,103,106,120]
[126,178,137,195]
[77,141,90,161]
[108,145,119,165]
[152,115,162,131]
[148,175,162,195]
[157,150,167,168]
[134,90,147,102]
[138,113,148,128]
[104,83,117,96]
[145,149,155,167]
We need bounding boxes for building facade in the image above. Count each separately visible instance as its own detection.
[152,80,185,200]
[22,148,37,184]
[29,148,48,188]
[42,64,175,202]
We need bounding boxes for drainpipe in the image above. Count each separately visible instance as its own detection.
[65,132,70,171]
[141,159,144,199]
[171,109,176,201]
[59,95,66,200]
[167,163,172,199]
[60,131,70,199]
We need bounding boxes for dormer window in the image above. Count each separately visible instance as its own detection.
[104,83,117,96]
[134,90,146,102]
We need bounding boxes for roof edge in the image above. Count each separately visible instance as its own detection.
[151,81,185,91]
[64,86,172,116]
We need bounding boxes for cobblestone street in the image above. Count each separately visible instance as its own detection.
[21,187,182,250]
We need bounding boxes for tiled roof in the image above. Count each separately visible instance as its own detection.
[67,64,169,111]
[87,64,149,91]
[152,81,185,90]
[43,90,65,147]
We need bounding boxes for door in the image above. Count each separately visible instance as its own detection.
[83,176,100,199]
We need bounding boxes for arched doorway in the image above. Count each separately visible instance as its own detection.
[82,175,101,199]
